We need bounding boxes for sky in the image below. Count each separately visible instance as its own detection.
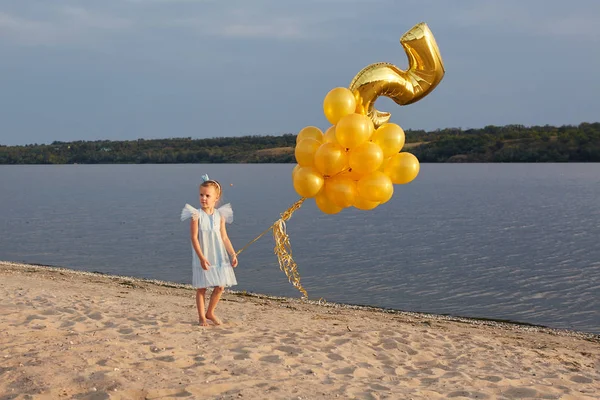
[1,0,600,146]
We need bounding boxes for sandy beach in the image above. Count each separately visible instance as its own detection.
[1,261,599,399]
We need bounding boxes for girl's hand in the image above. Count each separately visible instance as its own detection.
[230,254,238,268]
[200,256,211,270]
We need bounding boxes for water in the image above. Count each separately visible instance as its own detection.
[1,164,599,333]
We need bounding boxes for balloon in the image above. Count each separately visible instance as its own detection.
[313,142,348,177]
[340,169,363,182]
[315,190,343,215]
[324,175,357,208]
[379,156,391,172]
[335,113,374,150]
[379,184,394,204]
[371,123,405,158]
[323,125,338,144]
[296,126,323,143]
[293,166,324,198]
[294,138,321,167]
[348,142,384,175]
[353,195,379,211]
[292,164,301,180]
[384,152,420,184]
[323,87,356,125]
[349,23,445,128]
[357,171,393,203]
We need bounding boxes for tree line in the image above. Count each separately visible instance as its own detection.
[1,123,599,164]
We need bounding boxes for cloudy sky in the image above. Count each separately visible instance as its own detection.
[1,0,599,145]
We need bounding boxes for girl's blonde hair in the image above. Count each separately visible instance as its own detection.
[200,179,221,199]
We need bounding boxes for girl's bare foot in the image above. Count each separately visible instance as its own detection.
[206,313,222,325]
[199,318,209,327]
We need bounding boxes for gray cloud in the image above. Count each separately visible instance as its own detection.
[1,0,599,145]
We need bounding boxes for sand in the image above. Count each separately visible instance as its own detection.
[1,261,599,399]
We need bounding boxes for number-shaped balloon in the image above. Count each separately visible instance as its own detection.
[349,22,445,128]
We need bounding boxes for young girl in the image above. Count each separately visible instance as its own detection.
[181,174,238,326]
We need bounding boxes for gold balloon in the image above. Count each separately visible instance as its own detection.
[384,152,420,184]
[294,138,321,167]
[349,22,445,128]
[353,195,379,211]
[315,190,343,215]
[313,142,348,177]
[357,171,393,203]
[323,87,357,125]
[379,184,394,204]
[339,167,364,182]
[371,123,405,158]
[348,141,384,175]
[323,125,338,144]
[296,126,323,143]
[379,156,391,172]
[335,113,374,150]
[293,166,324,198]
[292,164,301,180]
[325,175,357,208]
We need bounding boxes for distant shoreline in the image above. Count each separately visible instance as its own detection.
[2,122,599,163]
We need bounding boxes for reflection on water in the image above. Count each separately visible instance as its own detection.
[1,163,599,333]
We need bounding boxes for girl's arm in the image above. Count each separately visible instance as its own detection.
[220,216,238,267]
[191,219,210,270]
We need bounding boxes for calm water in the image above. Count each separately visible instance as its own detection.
[1,164,599,333]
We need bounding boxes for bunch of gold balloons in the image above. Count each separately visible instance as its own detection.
[292,87,420,214]
[291,22,444,214]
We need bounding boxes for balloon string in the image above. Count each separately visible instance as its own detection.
[236,197,307,298]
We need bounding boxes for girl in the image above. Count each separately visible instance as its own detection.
[181,174,238,326]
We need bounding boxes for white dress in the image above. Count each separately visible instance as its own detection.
[181,204,237,288]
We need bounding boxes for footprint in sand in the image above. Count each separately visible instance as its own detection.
[87,311,103,321]
[74,390,111,400]
[502,387,538,398]
[259,355,281,363]
[383,340,400,350]
[333,338,351,346]
[448,390,489,399]
[274,346,302,356]
[420,377,439,386]
[327,353,344,361]
[369,383,391,391]
[24,315,46,324]
[155,355,175,362]
[332,366,355,375]
[118,328,133,335]
[231,347,251,360]
[478,375,503,383]
[570,375,593,384]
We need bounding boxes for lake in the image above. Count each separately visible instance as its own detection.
[1,163,599,333]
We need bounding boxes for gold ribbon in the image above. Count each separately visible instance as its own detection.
[236,197,308,298]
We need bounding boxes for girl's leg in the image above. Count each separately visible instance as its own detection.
[206,286,224,325]
[196,288,208,326]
